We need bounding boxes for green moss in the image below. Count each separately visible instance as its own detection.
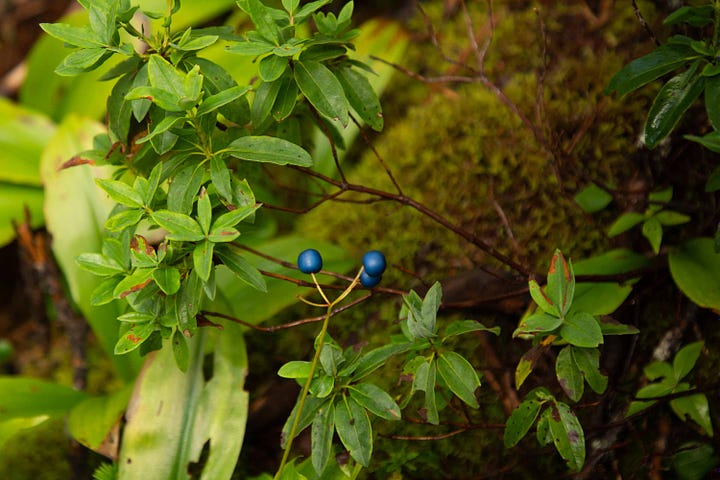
[0,418,74,480]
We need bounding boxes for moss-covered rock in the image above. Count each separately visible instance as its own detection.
[0,418,74,480]
[297,1,657,287]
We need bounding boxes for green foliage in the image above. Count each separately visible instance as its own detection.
[607,187,690,254]
[627,342,713,436]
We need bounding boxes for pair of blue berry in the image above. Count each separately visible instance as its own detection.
[297,249,386,287]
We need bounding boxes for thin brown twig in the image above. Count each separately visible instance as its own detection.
[632,0,660,46]
[351,113,404,196]
[200,293,372,332]
[381,429,467,441]
[308,105,347,185]
[290,164,533,276]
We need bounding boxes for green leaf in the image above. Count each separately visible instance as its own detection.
[334,396,372,467]
[153,267,181,295]
[560,312,603,348]
[343,342,413,380]
[259,54,288,82]
[574,184,613,213]
[294,60,349,126]
[548,402,586,472]
[237,0,280,44]
[515,345,544,388]
[278,360,312,379]
[536,408,553,446]
[655,210,691,226]
[333,65,383,131]
[167,164,204,215]
[514,312,563,336]
[504,398,543,447]
[421,281,442,333]
[673,341,703,381]
[281,395,328,448]
[152,210,205,242]
[193,240,215,282]
[90,276,122,306]
[197,188,212,234]
[40,23,101,48]
[670,393,714,436]
[0,377,88,422]
[211,203,260,230]
[556,346,584,402]
[172,328,190,372]
[627,382,673,416]
[672,442,720,480]
[686,131,720,153]
[669,238,720,310]
[226,135,312,166]
[436,351,480,408]
[664,5,714,27]
[197,85,250,117]
[136,114,184,144]
[311,401,335,475]
[608,212,646,237]
[147,54,186,102]
[118,327,249,479]
[67,385,132,452]
[55,47,111,76]
[113,267,155,299]
[105,208,144,232]
[644,69,705,149]
[571,347,608,394]
[215,245,268,292]
[114,321,156,354]
[705,74,720,130]
[117,312,155,323]
[95,178,144,208]
[529,279,557,316]
[443,319,500,338]
[252,79,283,131]
[272,73,299,121]
[605,43,694,97]
[210,155,233,202]
[642,216,663,254]
[546,250,574,316]
[76,253,125,276]
[227,38,275,56]
[348,383,401,421]
[413,360,439,425]
[598,317,639,336]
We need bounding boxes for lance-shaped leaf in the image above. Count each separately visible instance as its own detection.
[114,321,156,354]
[644,68,705,149]
[548,401,586,472]
[334,396,372,467]
[226,136,312,166]
[348,383,401,421]
[605,43,694,97]
[214,245,267,292]
[572,347,608,394]
[436,352,480,408]
[334,65,383,131]
[152,210,205,242]
[529,279,557,316]
[95,178,144,208]
[311,401,335,474]
[113,267,154,299]
[504,397,543,447]
[556,346,584,402]
[443,319,500,338]
[294,59,349,126]
[546,250,575,316]
[514,312,563,337]
[560,312,603,348]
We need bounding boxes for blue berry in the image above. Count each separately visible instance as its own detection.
[362,250,386,277]
[360,270,382,288]
[298,248,323,274]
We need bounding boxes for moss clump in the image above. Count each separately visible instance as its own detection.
[0,418,74,480]
[297,1,656,286]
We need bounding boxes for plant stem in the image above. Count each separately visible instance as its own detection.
[274,304,333,478]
